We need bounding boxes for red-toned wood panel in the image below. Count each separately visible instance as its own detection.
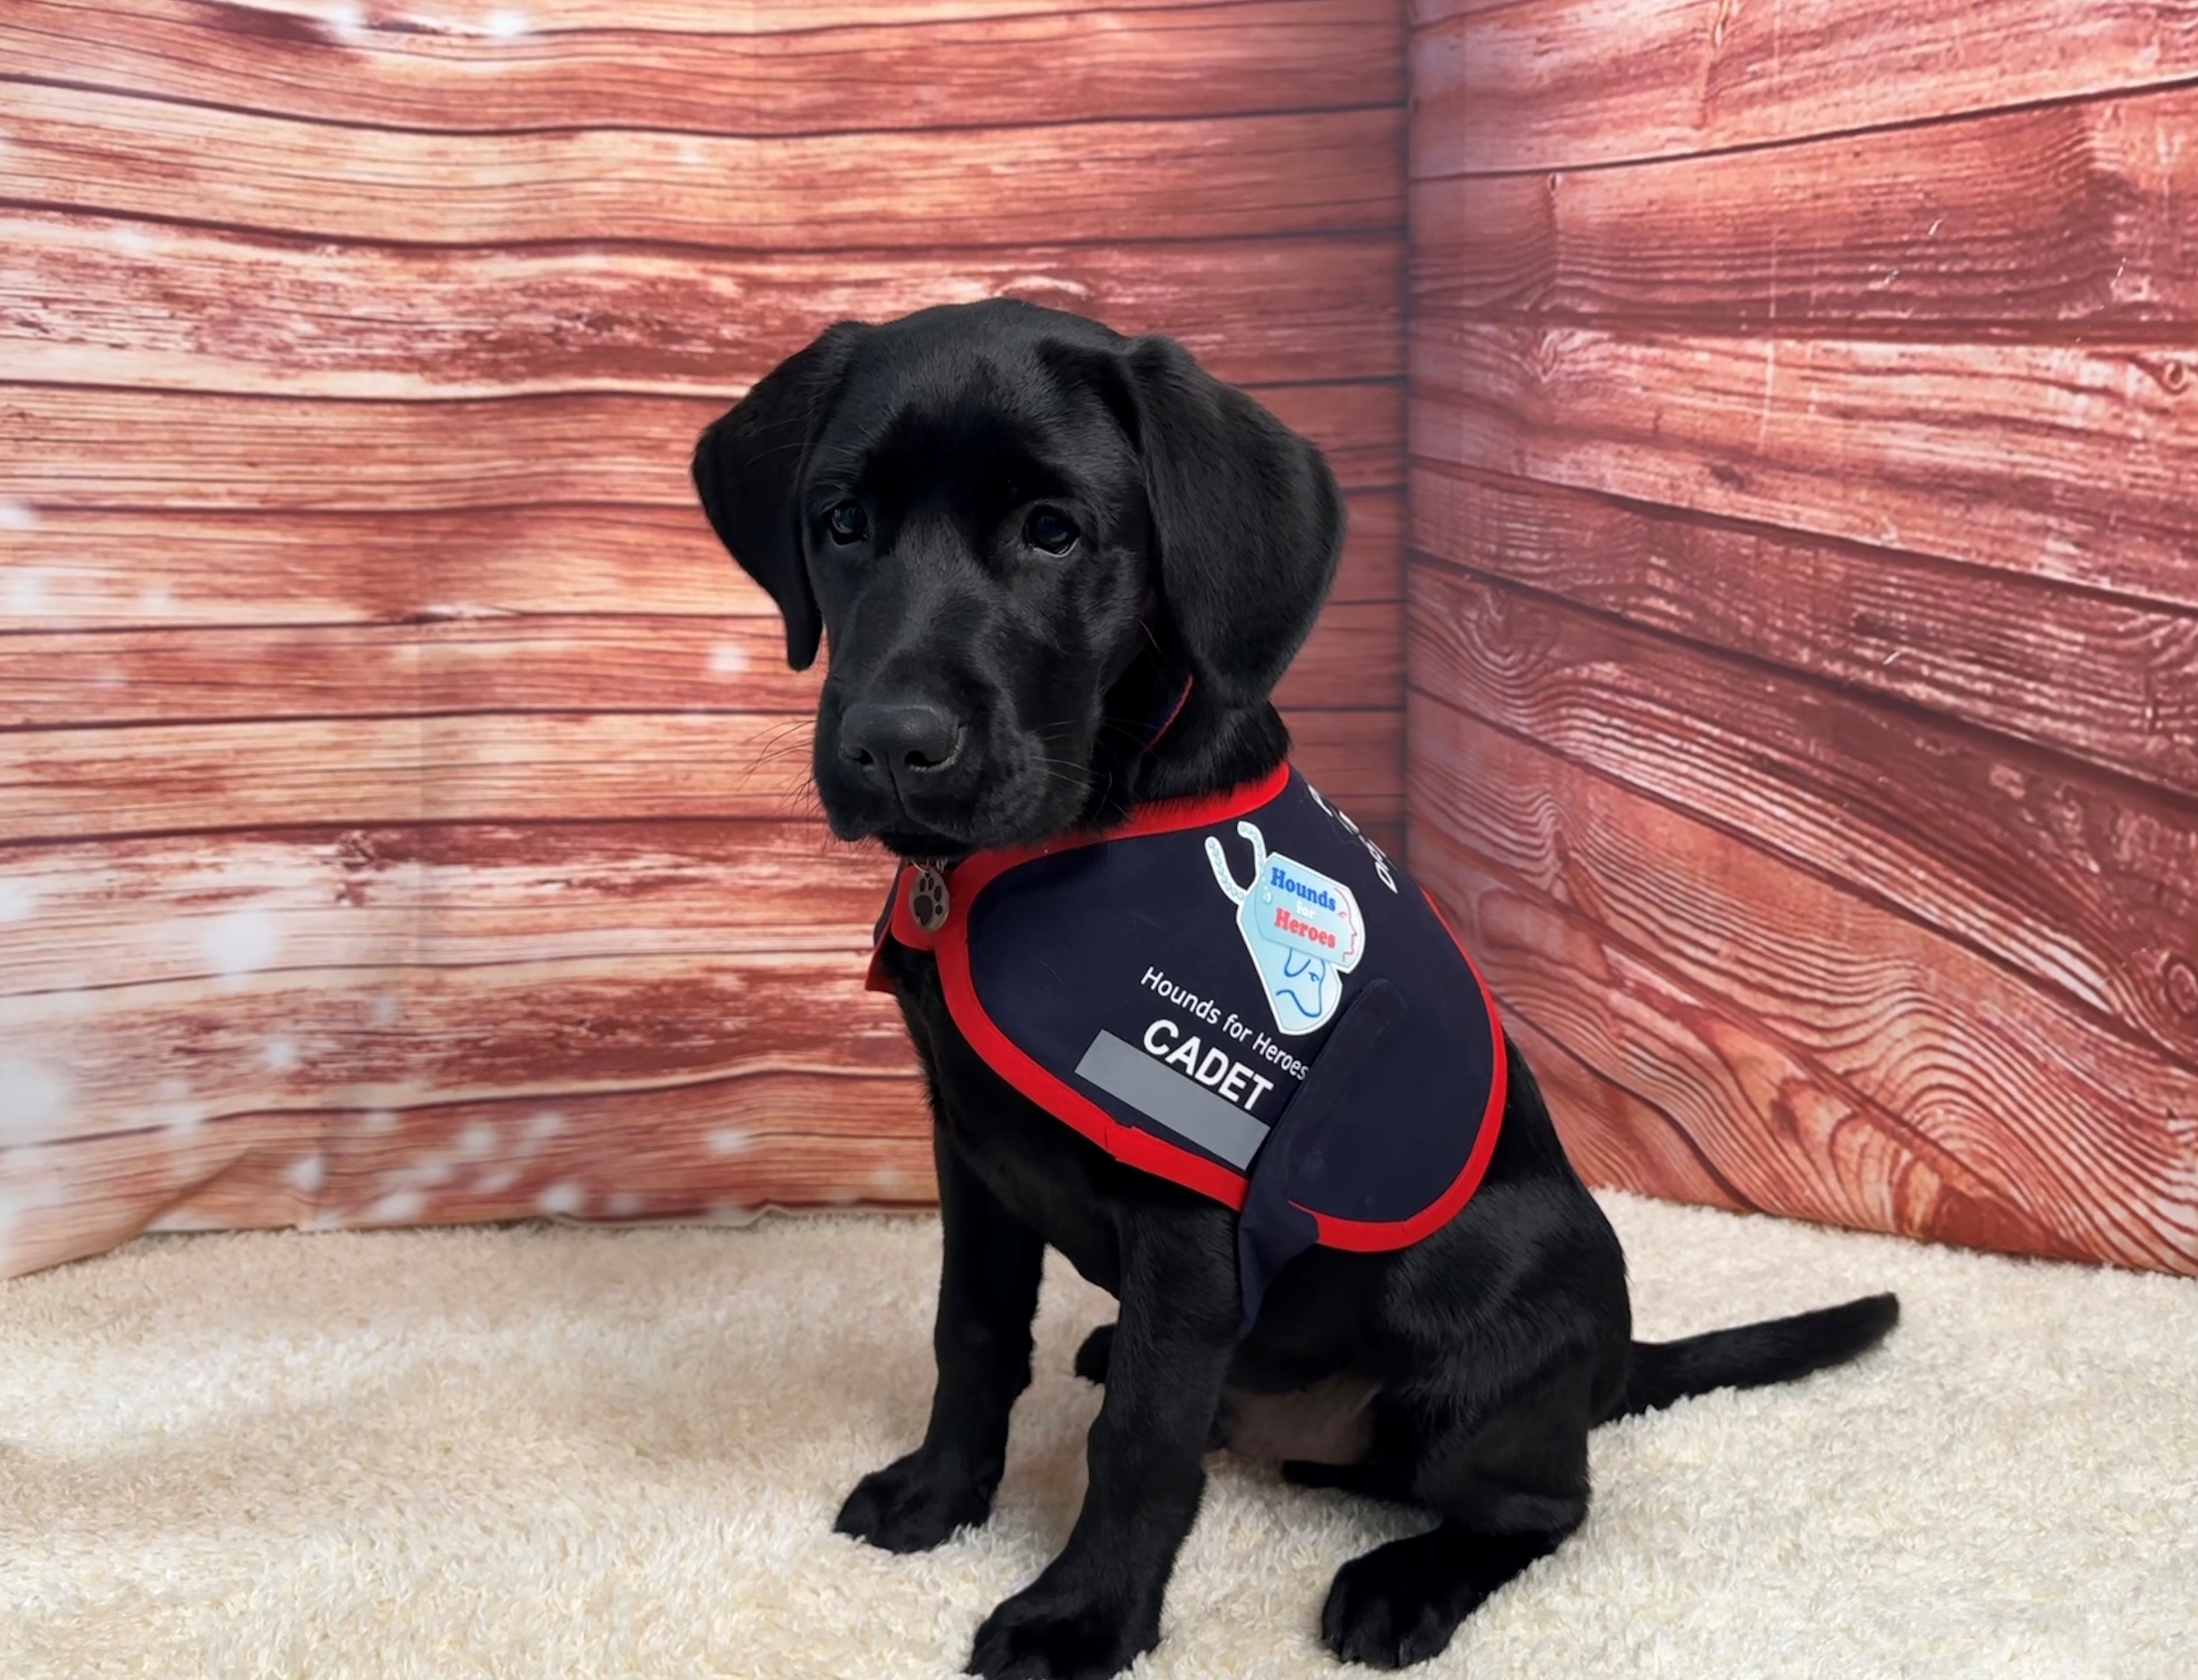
[1289,708,1404,828]
[1409,697,2198,1274]
[1408,320,2198,611]
[1406,6,2198,1274]
[0,815,928,1265]
[1410,465,2198,798]
[3,382,1402,510]
[0,490,1399,629]
[1412,86,2198,332]
[305,1077,940,1225]
[3,214,1404,397]
[0,823,897,996]
[1411,0,2198,176]
[0,602,1399,730]
[7,83,1403,248]
[5,0,1403,133]
[0,1076,938,1275]
[2,937,927,1281]
[0,0,1407,1277]
[3,713,820,842]
[1504,1013,1747,1215]
[1408,562,2198,1077]
[0,618,812,727]
[0,506,774,626]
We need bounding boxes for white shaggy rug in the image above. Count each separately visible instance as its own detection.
[2,1192,2193,1679]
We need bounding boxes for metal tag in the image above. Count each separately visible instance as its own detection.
[910,865,950,933]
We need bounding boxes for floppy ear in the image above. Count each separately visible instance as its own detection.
[691,322,866,671]
[1120,334,1345,709]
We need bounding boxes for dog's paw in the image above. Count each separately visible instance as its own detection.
[1071,1323,1114,1384]
[834,1450,991,1554]
[966,1580,1154,1680]
[1320,1534,1469,1670]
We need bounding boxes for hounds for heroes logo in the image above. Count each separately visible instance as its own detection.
[1205,820,1364,1035]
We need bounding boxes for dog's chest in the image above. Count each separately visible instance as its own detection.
[885,943,1128,1291]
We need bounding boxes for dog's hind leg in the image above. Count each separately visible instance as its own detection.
[1317,1370,1594,1669]
[1281,1456,1413,1502]
[1072,1321,1114,1383]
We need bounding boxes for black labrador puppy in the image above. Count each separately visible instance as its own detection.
[692,299,1896,1679]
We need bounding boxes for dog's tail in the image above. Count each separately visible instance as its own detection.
[1603,1292,1899,1422]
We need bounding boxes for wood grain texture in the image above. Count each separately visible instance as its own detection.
[0,490,1400,628]
[1276,601,1403,714]
[0,601,1397,728]
[3,948,915,1144]
[3,713,820,843]
[30,0,1361,29]
[1,0,1408,1275]
[8,0,1402,134]
[1407,4,2198,1272]
[0,823,895,996]
[0,1111,331,1277]
[3,1075,936,1270]
[302,1076,937,1225]
[1408,562,2198,1077]
[1408,695,2198,1273]
[0,506,771,626]
[0,617,812,727]
[1411,464,2198,796]
[532,0,1285,24]
[3,703,1399,845]
[1503,1013,1748,1215]
[1413,86,2198,332]
[1334,490,1405,606]
[7,82,1402,248]
[4,211,1403,397]
[0,817,929,1267]
[1410,318,2198,610]
[1287,708,1405,823]
[1411,0,2198,175]
[2,381,1402,510]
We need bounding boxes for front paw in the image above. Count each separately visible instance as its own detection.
[967,1578,1156,1680]
[834,1449,992,1553]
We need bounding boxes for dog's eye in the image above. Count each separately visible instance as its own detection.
[1024,509,1078,556]
[825,502,868,545]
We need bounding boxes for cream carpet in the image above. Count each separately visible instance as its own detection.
[2,1192,2193,1679]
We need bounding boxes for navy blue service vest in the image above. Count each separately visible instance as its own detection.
[867,764,1506,1330]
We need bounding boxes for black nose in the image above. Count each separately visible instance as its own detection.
[839,701,962,785]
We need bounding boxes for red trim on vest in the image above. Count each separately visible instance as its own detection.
[1305,888,1507,1250]
[867,765,1290,1209]
[866,761,1504,1249]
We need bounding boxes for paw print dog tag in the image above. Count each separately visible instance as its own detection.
[909,865,950,934]
[1205,820,1364,1035]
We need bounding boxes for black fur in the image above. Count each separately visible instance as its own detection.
[692,299,1898,1678]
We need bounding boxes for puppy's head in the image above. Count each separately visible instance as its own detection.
[692,299,1342,858]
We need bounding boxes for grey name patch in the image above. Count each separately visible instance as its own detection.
[1072,1030,1272,1170]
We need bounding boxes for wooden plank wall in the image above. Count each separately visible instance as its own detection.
[1405,0,2198,1272]
[0,0,1408,1277]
